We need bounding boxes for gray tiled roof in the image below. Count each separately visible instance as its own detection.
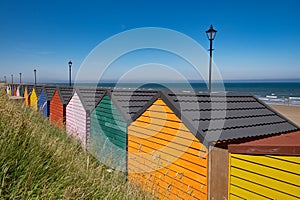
[26,85,34,94]
[44,86,56,101]
[160,91,299,143]
[75,87,107,112]
[57,86,74,105]
[109,90,159,124]
[34,85,44,97]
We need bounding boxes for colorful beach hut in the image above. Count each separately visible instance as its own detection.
[228,130,300,199]
[38,86,56,117]
[30,85,43,111]
[90,90,158,171]
[19,85,24,97]
[13,85,18,96]
[66,87,107,149]
[127,91,299,200]
[24,85,33,107]
[6,85,11,96]
[16,85,20,96]
[13,84,17,96]
[49,86,73,127]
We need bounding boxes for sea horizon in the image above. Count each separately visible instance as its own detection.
[6,80,300,106]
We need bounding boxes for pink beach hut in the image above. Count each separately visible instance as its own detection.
[66,87,106,149]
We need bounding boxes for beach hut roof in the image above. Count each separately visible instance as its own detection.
[34,85,44,97]
[228,130,300,155]
[44,86,57,101]
[26,85,34,94]
[159,91,299,144]
[56,86,74,105]
[107,89,159,124]
[75,87,107,112]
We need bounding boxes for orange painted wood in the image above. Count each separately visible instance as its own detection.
[50,90,64,127]
[24,87,30,107]
[128,98,208,200]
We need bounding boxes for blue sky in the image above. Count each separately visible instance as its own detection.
[0,0,300,83]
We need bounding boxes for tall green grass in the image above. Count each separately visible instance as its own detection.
[0,92,151,199]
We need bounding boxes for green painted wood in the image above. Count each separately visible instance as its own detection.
[90,95,127,171]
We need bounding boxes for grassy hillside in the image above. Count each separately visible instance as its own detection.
[0,92,150,199]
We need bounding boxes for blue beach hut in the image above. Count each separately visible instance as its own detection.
[38,86,56,117]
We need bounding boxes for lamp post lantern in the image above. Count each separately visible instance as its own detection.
[206,24,217,93]
[19,73,22,84]
[68,60,72,86]
[11,74,13,84]
[34,69,37,86]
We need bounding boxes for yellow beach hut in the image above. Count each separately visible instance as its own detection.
[30,85,43,111]
[228,130,300,199]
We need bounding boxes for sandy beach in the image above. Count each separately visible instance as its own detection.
[270,105,300,126]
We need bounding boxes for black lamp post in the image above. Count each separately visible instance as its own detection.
[19,73,22,84]
[206,24,217,93]
[11,74,13,84]
[68,60,72,86]
[4,76,6,83]
[34,69,37,86]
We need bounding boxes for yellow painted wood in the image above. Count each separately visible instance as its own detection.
[231,155,300,187]
[231,167,300,197]
[229,153,300,200]
[228,153,231,200]
[230,184,270,200]
[128,98,208,200]
[30,88,38,111]
[231,154,300,175]
[229,194,247,200]
[7,87,11,96]
[266,155,300,164]
[230,176,299,199]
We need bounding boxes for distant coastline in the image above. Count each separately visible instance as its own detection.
[7,81,300,106]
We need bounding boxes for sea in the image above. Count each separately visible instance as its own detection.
[63,82,300,106]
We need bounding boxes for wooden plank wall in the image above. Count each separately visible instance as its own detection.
[38,90,48,117]
[229,154,300,199]
[30,88,38,111]
[11,85,14,96]
[50,91,64,127]
[7,86,11,96]
[89,95,127,171]
[209,147,228,200]
[16,86,20,96]
[13,86,16,96]
[66,92,87,149]
[128,98,208,200]
[19,86,24,97]
[24,87,30,107]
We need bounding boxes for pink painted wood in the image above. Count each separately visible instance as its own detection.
[66,91,87,149]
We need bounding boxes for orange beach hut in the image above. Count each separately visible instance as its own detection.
[127,91,299,200]
[24,85,33,107]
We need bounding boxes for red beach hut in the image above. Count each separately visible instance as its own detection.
[50,86,73,127]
